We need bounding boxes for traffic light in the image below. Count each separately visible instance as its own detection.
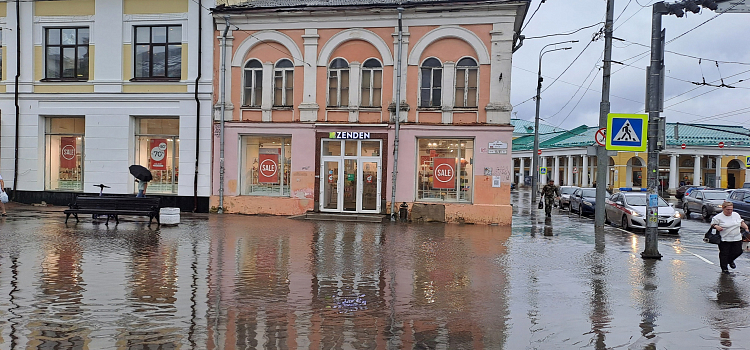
[684,0,701,13]
[697,0,718,10]
[667,3,685,17]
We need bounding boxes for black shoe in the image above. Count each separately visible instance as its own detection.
[722,270,731,274]
[730,262,736,269]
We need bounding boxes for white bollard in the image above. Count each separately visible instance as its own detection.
[160,207,180,225]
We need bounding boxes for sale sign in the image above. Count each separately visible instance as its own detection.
[60,137,77,168]
[258,153,279,184]
[149,139,168,170]
[432,158,456,189]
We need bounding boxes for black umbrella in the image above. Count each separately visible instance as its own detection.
[129,165,153,182]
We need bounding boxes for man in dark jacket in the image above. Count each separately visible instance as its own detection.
[541,179,560,217]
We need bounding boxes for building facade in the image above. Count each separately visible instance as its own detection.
[0,0,214,211]
[211,0,529,224]
[511,120,750,192]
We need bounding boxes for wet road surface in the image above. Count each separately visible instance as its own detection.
[0,194,748,349]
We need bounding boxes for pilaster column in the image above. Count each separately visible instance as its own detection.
[715,155,722,188]
[566,155,574,186]
[348,61,361,123]
[486,23,513,124]
[94,0,124,92]
[300,29,320,122]
[441,61,456,124]
[582,156,589,187]
[261,62,274,122]
[215,29,235,121]
[554,156,561,185]
[392,27,409,123]
[519,157,526,186]
[693,155,702,186]
[669,154,678,191]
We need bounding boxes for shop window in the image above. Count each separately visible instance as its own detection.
[420,58,442,108]
[455,57,478,108]
[134,25,182,79]
[361,58,382,107]
[45,117,85,191]
[243,59,262,107]
[135,118,179,194]
[45,27,89,80]
[328,58,349,107]
[417,138,473,202]
[274,59,294,107]
[240,136,291,196]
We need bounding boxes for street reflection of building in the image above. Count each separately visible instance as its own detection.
[27,232,90,349]
[512,119,750,192]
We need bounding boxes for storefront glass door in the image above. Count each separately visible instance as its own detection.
[321,139,381,213]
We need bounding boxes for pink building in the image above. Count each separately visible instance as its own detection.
[211,0,529,224]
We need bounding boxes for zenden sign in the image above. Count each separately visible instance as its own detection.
[329,131,371,139]
[606,113,648,152]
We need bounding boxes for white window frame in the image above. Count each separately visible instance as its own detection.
[455,57,478,108]
[273,59,294,107]
[419,57,443,108]
[327,58,349,108]
[360,58,383,108]
[243,59,263,107]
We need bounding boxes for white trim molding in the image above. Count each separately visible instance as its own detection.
[231,30,305,67]
[407,25,491,66]
[317,28,394,67]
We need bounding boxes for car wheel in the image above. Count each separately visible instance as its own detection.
[702,207,710,221]
[684,205,690,218]
[669,229,679,234]
[622,216,630,231]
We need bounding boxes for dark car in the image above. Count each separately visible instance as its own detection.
[682,189,728,220]
[570,187,610,216]
[727,189,750,221]
[675,185,704,200]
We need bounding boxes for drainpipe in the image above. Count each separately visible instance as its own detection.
[12,0,20,200]
[389,7,404,220]
[193,0,202,212]
[218,17,229,214]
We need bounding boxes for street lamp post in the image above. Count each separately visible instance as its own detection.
[531,41,576,204]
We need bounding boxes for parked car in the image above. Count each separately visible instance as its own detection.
[683,186,708,199]
[605,192,681,234]
[570,187,610,216]
[557,186,579,209]
[743,182,750,189]
[675,185,701,200]
[682,189,728,220]
[727,189,750,221]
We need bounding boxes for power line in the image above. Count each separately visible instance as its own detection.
[520,0,546,33]
[547,55,602,119]
[617,38,750,66]
[525,22,604,40]
[555,68,601,128]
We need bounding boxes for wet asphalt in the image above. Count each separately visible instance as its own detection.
[0,193,748,349]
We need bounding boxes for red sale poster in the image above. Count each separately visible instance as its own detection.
[432,158,455,189]
[60,137,77,168]
[149,139,168,170]
[258,153,279,184]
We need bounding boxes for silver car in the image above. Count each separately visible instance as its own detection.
[558,186,579,209]
[682,189,728,220]
[605,192,682,234]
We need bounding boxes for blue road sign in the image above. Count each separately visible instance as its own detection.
[540,167,547,175]
[746,156,750,168]
[606,113,648,151]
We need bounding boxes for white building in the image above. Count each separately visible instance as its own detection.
[0,0,214,211]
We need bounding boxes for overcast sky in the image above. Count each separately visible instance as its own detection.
[510,0,750,130]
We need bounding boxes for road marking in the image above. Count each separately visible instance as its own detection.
[690,253,714,265]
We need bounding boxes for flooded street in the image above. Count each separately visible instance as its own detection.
[1,191,750,349]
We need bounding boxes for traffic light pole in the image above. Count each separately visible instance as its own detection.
[595,0,615,229]
[643,3,666,259]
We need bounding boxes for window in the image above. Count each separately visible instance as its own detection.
[417,138,473,202]
[240,136,291,196]
[361,58,382,107]
[135,118,179,194]
[134,25,182,79]
[243,60,262,107]
[274,59,294,107]
[45,28,89,80]
[420,58,442,108]
[455,57,478,108]
[45,117,84,191]
[328,58,349,107]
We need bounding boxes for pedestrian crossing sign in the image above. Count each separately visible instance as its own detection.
[606,113,648,151]
[540,167,547,175]
[746,156,750,168]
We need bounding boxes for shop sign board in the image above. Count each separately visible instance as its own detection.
[606,113,647,151]
[492,176,502,188]
[149,139,168,170]
[258,153,279,183]
[488,149,507,154]
[329,131,371,139]
[60,137,77,168]
[489,140,508,149]
[432,158,455,189]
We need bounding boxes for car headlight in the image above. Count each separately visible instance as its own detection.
[631,210,642,217]
[583,201,592,206]
[715,204,723,208]
[674,212,681,218]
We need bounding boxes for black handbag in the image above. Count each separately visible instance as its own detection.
[538,201,544,210]
[704,226,721,245]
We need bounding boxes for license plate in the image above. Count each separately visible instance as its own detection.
[659,219,668,224]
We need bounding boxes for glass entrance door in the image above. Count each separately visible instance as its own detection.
[320,139,382,213]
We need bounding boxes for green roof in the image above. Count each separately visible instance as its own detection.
[511,118,567,138]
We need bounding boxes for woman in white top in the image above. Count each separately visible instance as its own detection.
[0,174,6,216]
[711,201,749,274]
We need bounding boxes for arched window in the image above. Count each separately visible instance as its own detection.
[328,58,349,107]
[361,58,382,108]
[420,58,442,108]
[243,59,262,107]
[274,59,294,107]
[455,57,478,108]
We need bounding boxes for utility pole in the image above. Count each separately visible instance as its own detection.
[595,0,615,229]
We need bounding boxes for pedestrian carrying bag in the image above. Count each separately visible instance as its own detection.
[704,226,721,245]
[0,191,7,204]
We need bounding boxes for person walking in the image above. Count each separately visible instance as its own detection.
[0,174,6,216]
[711,201,749,274]
[540,179,560,218]
[136,179,149,198]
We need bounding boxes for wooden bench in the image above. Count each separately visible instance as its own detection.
[64,196,161,225]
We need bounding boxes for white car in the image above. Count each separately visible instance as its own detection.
[605,192,682,234]
[558,186,579,209]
